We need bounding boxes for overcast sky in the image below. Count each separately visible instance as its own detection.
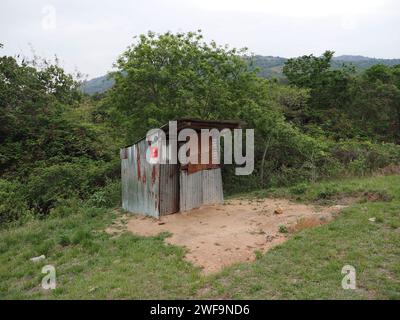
[1,0,399,78]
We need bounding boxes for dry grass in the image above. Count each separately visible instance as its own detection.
[378,164,400,175]
[289,217,325,233]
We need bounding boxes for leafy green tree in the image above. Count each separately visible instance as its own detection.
[350,64,400,141]
[0,52,106,177]
[107,31,263,142]
[283,51,334,88]
[283,51,355,136]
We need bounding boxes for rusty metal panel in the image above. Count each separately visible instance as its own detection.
[121,140,160,217]
[202,168,224,205]
[159,142,179,215]
[159,163,179,215]
[180,168,223,211]
[180,170,203,211]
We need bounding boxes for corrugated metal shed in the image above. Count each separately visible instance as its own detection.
[120,119,242,218]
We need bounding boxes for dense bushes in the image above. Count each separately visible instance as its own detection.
[0,50,121,225]
[25,158,120,214]
[224,137,400,194]
[0,180,31,225]
[283,52,400,143]
[330,140,400,176]
[86,180,121,208]
[0,160,120,225]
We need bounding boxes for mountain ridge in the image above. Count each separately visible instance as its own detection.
[81,54,400,95]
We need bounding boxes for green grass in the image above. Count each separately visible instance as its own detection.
[0,206,201,299]
[234,174,400,204]
[1,175,399,299]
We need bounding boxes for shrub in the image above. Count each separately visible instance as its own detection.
[57,233,71,247]
[289,183,308,195]
[279,225,288,233]
[25,158,120,214]
[316,185,341,200]
[49,198,84,218]
[330,140,400,176]
[86,180,121,208]
[26,163,82,213]
[0,179,31,225]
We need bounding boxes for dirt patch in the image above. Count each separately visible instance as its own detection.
[121,199,345,274]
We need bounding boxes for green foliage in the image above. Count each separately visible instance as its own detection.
[86,180,121,208]
[0,50,122,224]
[57,233,71,247]
[0,54,111,178]
[25,159,119,214]
[283,51,356,134]
[49,198,84,218]
[349,64,400,141]
[284,51,336,88]
[107,30,260,142]
[283,52,400,143]
[330,140,400,175]
[289,183,308,195]
[0,179,31,225]
[279,225,288,233]
[247,55,287,80]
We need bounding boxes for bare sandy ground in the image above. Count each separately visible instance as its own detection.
[115,199,345,274]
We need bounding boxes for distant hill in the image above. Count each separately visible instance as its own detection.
[80,74,115,95]
[249,55,400,79]
[334,55,373,62]
[332,55,400,70]
[247,55,287,79]
[81,55,400,95]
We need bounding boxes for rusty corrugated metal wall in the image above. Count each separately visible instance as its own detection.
[180,168,223,211]
[159,162,179,215]
[121,139,160,217]
[202,168,224,205]
[121,126,226,216]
